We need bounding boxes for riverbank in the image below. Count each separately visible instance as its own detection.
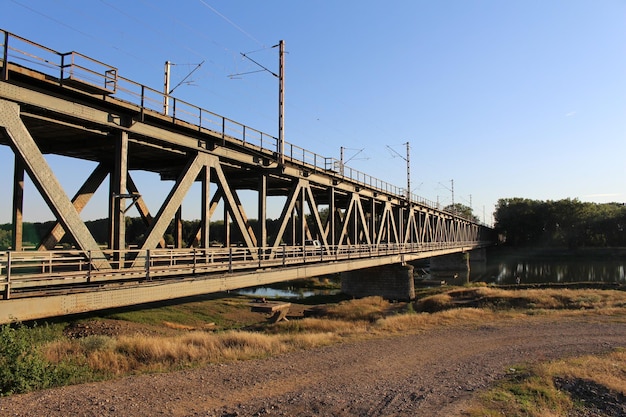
[0,284,625,415]
[0,303,624,416]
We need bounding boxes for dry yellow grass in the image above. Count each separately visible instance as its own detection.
[324,296,389,322]
[41,288,626,380]
[417,287,626,312]
[375,307,501,333]
[541,349,626,396]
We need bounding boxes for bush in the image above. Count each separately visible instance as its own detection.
[0,324,53,394]
[0,323,85,395]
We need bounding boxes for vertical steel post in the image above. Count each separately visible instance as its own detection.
[111,131,128,266]
[201,166,211,248]
[258,175,267,249]
[12,156,24,251]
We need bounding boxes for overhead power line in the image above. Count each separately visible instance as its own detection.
[197,0,265,47]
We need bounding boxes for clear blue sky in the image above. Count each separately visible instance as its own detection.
[1,0,625,225]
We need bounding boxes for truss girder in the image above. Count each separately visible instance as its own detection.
[0,89,490,274]
[0,99,111,269]
[338,193,371,245]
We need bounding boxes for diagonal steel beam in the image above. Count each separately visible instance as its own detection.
[126,173,167,249]
[304,185,329,248]
[211,161,257,249]
[354,195,372,245]
[0,99,110,269]
[133,153,207,264]
[38,163,109,250]
[270,180,302,253]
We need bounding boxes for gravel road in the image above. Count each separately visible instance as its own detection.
[1,315,625,417]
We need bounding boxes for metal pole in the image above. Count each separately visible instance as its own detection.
[146,249,151,281]
[340,146,344,175]
[5,251,11,300]
[451,179,455,212]
[163,61,171,115]
[2,31,9,81]
[406,142,410,202]
[278,40,285,167]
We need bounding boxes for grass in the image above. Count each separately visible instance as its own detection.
[415,286,626,312]
[1,284,625,401]
[464,349,626,416]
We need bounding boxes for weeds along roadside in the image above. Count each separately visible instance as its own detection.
[0,286,625,397]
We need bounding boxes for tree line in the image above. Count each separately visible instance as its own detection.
[494,198,626,248]
[0,218,283,251]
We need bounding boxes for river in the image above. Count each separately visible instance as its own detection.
[452,247,626,285]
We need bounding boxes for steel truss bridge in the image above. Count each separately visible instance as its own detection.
[0,30,493,323]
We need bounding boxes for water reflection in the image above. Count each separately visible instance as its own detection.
[237,287,340,299]
[483,260,626,285]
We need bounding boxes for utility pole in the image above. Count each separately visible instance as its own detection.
[339,146,367,176]
[385,142,411,202]
[163,60,204,116]
[163,61,171,115]
[451,179,455,211]
[233,41,285,167]
[340,146,344,175]
[278,40,285,167]
[406,142,411,203]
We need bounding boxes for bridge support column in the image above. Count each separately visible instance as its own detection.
[11,155,24,251]
[430,252,469,272]
[429,248,487,283]
[341,264,415,301]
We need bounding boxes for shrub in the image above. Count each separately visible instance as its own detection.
[0,323,64,395]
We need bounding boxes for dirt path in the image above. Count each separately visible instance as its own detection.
[1,315,625,416]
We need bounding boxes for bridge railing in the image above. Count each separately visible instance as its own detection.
[1,29,459,218]
[0,242,486,298]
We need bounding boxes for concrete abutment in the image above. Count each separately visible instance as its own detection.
[341,264,415,301]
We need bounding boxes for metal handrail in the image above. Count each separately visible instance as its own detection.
[0,241,488,298]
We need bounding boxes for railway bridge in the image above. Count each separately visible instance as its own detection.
[0,30,493,323]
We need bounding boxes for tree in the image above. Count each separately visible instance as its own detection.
[494,198,626,248]
[443,203,480,223]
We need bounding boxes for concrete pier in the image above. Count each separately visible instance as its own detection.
[429,248,487,283]
[341,264,415,301]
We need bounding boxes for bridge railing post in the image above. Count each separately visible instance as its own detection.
[282,245,286,266]
[139,85,145,122]
[87,250,92,283]
[146,249,151,281]
[221,118,226,146]
[4,251,11,300]
[228,248,233,273]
